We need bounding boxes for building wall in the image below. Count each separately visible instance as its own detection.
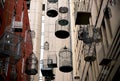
[71,0,120,81]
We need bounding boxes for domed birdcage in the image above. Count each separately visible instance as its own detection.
[84,43,96,62]
[0,32,22,58]
[93,28,102,43]
[25,52,38,75]
[41,59,55,76]
[46,1,58,17]
[59,46,73,72]
[44,41,49,50]
[47,54,57,68]
[82,26,93,44]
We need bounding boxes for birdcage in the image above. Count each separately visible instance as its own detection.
[41,59,54,76]
[0,61,5,81]
[47,54,57,68]
[75,0,91,25]
[55,18,70,39]
[82,26,93,44]
[25,52,38,75]
[45,76,55,81]
[44,41,49,50]
[78,27,84,40]
[59,46,73,72]
[46,1,58,17]
[84,43,96,62]
[93,28,102,43]
[59,7,68,13]
[0,32,22,58]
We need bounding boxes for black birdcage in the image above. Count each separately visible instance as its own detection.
[93,28,102,43]
[41,59,54,76]
[59,46,73,72]
[0,61,5,81]
[82,26,93,44]
[45,76,55,81]
[47,54,57,68]
[46,1,58,17]
[84,43,96,62]
[26,0,31,9]
[25,52,38,75]
[0,32,22,58]
[78,27,84,40]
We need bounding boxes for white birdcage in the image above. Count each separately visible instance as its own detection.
[55,18,70,39]
[47,54,57,68]
[46,0,58,17]
[59,46,73,72]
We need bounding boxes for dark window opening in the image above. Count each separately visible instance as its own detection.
[42,4,45,11]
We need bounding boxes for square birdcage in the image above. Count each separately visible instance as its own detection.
[41,59,54,76]
[75,0,91,25]
[47,54,57,68]
[0,32,22,58]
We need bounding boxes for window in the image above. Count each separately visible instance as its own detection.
[42,4,45,11]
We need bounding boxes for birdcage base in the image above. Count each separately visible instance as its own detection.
[47,10,58,17]
[48,63,57,68]
[55,30,69,39]
[41,69,54,76]
[25,69,38,75]
[45,76,55,80]
[83,38,93,44]
[58,19,69,26]
[0,50,11,58]
[48,0,58,3]
[59,66,73,72]
[84,56,96,62]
